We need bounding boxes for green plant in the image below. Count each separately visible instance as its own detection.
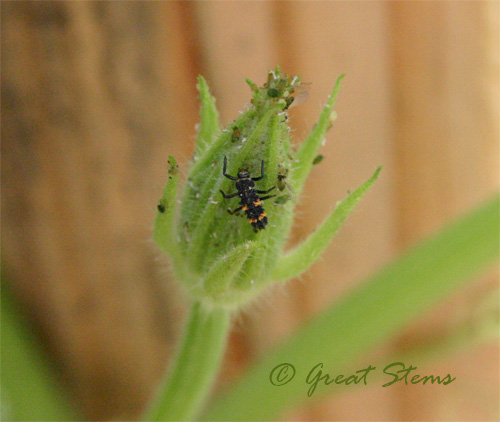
[147,68,380,421]
[1,69,498,422]
[145,69,499,421]
[152,69,380,309]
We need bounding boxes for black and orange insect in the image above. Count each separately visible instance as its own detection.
[220,156,276,231]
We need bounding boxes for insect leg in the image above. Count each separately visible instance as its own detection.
[252,160,265,181]
[220,189,240,199]
[255,186,276,194]
[259,194,276,201]
[227,205,243,215]
[223,156,238,181]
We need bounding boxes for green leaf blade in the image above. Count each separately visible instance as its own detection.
[201,194,500,421]
[1,285,79,421]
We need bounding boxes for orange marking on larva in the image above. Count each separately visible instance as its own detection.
[253,200,262,206]
[258,213,267,220]
[249,218,257,223]
[242,205,248,211]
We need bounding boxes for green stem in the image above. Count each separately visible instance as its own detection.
[145,301,231,421]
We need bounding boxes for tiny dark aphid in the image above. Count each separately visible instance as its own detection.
[277,165,295,195]
[267,88,279,98]
[220,156,276,231]
[312,154,324,165]
[231,126,241,143]
[157,204,166,213]
[277,166,289,191]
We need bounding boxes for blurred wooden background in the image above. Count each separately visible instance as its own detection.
[2,1,498,420]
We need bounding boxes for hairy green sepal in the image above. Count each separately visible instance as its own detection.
[272,166,382,282]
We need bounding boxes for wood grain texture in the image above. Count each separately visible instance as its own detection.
[388,2,499,421]
[2,2,197,419]
[1,1,498,420]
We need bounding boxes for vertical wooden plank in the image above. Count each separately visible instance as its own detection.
[390,2,499,244]
[270,3,397,420]
[1,2,199,419]
[193,1,279,122]
[269,0,396,309]
[388,2,499,421]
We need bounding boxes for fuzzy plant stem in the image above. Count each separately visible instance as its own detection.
[146,301,231,422]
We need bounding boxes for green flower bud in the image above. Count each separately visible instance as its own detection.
[154,67,381,309]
